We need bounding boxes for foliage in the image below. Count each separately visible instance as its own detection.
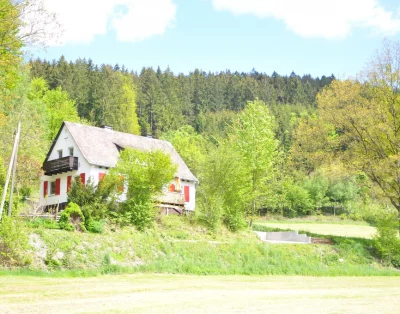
[228,99,280,225]
[30,58,334,140]
[373,213,400,267]
[0,0,23,91]
[161,125,207,175]
[0,216,30,267]
[25,217,59,229]
[110,148,177,230]
[196,193,224,232]
[30,79,80,140]
[67,176,120,223]
[303,173,329,212]
[121,199,157,231]
[315,41,400,214]
[58,202,86,232]
[85,218,105,234]
[282,180,313,216]
[20,217,400,276]
[197,141,247,231]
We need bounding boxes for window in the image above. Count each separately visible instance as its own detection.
[69,147,74,156]
[58,149,63,158]
[49,181,56,195]
[49,179,61,196]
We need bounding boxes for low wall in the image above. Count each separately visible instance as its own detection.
[254,231,311,244]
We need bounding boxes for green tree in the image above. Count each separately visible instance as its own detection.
[0,0,22,91]
[42,85,80,140]
[110,148,177,230]
[228,99,280,226]
[316,40,400,215]
[161,125,207,175]
[303,173,329,213]
[197,141,248,231]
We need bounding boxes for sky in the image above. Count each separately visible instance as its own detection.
[33,0,400,78]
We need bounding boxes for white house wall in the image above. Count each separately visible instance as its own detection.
[39,125,93,207]
[182,180,196,211]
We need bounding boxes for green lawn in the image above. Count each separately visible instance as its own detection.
[254,220,377,238]
[0,274,399,313]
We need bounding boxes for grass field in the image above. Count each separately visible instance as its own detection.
[254,220,377,238]
[1,274,399,313]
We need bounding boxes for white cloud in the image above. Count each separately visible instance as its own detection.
[43,0,176,45]
[212,0,400,39]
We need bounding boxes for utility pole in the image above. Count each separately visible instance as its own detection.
[0,122,21,221]
[8,122,21,216]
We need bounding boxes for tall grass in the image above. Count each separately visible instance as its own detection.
[1,215,398,277]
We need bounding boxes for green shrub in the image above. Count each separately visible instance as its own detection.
[224,207,247,232]
[122,199,156,231]
[197,194,224,232]
[26,218,59,229]
[59,202,86,232]
[86,219,105,233]
[68,177,120,222]
[373,213,400,267]
[0,217,31,267]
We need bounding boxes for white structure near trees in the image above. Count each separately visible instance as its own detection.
[39,122,198,214]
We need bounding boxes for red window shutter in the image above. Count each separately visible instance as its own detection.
[67,176,72,192]
[55,178,61,196]
[184,185,190,202]
[43,181,48,197]
[169,184,175,192]
[99,172,105,182]
[80,173,86,185]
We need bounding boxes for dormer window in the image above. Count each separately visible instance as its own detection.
[58,149,62,158]
[69,147,74,156]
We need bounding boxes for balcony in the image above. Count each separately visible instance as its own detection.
[157,191,185,206]
[43,156,78,175]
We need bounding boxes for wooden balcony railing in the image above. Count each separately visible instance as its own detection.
[157,191,185,205]
[43,156,78,175]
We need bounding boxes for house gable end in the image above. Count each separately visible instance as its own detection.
[44,122,66,163]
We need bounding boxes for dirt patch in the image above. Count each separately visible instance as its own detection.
[311,237,334,244]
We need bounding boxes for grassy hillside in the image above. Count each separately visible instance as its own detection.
[8,215,397,276]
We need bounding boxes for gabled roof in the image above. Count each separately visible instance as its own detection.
[49,122,198,182]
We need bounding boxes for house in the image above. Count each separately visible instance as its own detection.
[39,121,198,214]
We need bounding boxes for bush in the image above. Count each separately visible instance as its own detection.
[59,202,86,232]
[224,206,246,232]
[68,177,120,222]
[122,199,156,231]
[196,194,224,232]
[373,213,400,267]
[0,216,31,267]
[86,218,105,233]
[26,218,60,229]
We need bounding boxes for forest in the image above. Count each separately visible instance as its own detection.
[1,0,399,233]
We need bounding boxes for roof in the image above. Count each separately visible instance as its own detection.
[50,122,198,182]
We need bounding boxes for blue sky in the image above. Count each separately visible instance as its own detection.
[34,0,400,78]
